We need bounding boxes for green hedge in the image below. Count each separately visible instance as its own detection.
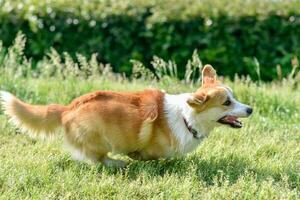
[0,0,300,80]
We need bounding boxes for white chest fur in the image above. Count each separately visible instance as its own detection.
[163,93,207,155]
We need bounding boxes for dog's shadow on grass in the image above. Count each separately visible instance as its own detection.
[96,154,296,187]
[51,154,297,187]
[105,155,251,185]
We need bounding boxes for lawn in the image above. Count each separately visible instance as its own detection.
[0,71,299,199]
[0,35,299,199]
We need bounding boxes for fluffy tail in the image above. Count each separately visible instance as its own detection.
[0,91,67,138]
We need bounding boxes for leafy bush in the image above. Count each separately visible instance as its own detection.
[0,0,300,80]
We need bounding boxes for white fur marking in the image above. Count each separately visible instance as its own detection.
[225,89,250,117]
[0,91,14,106]
[64,139,86,161]
[164,93,204,155]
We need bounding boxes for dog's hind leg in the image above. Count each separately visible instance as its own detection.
[64,127,126,167]
[64,136,106,163]
[66,142,126,167]
[63,122,107,162]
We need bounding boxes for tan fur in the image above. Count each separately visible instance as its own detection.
[0,92,67,138]
[62,89,177,162]
[187,65,227,112]
[1,89,176,164]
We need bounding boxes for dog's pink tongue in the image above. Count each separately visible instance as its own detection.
[224,116,237,122]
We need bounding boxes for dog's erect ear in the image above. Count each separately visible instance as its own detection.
[187,92,208,109]
[202,64,217,86]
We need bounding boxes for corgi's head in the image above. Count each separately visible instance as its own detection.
[187,65,252,128]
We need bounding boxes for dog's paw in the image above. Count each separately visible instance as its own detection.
[103,158,127,168]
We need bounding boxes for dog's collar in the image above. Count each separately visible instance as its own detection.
[183,117,201,139]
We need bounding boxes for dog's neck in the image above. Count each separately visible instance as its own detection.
[179,96,216,136]
[182,116,199,139]
[163,93,216,154]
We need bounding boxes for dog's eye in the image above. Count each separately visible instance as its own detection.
[223,99,231,106]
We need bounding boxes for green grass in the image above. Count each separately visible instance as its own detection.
[0,73,299,199]
[0,35,299,199]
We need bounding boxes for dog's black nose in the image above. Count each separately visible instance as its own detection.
[246,107,253,115]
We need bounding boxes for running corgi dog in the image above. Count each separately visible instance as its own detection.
[0,65,252,167]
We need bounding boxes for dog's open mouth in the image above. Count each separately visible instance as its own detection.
[217,115,242,128]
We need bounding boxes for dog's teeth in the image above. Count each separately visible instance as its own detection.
[232,120,242,128]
